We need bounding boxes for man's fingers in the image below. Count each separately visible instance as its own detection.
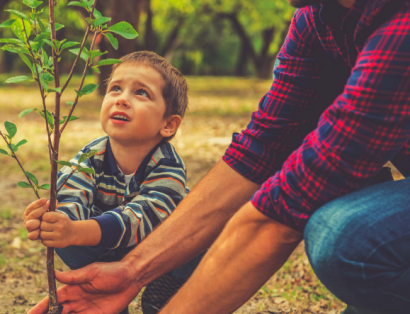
[26,219,41,232]
[28,295,49,314]
[55,267,94,285]
[27,229,41,241]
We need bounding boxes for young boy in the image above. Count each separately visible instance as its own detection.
[23,51,200,313]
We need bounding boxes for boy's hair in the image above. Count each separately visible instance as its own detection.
[107,51,188,137]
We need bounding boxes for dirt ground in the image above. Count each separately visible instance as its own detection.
[0,76,346,313]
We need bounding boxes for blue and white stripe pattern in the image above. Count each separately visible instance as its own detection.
[56,136,187,249]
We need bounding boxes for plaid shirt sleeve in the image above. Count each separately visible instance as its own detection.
[224,7,410,231]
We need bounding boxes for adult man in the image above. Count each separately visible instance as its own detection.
[30,0,410,313]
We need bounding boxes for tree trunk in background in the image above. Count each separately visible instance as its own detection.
[161,17,184,60]
[235,43,248,77]
[218,12,291,79]
[97,0,142,95]
[144,0,154,51]
[0,0,13,72]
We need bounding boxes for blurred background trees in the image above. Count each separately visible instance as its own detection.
[0,0,294,94]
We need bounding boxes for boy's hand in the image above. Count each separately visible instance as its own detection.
[23,198,49,241]
[39,211,77,248]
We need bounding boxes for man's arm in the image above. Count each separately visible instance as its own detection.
[161,202,302,314]
[124,160,260,286]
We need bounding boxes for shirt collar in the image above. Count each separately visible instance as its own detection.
[318,0,371,31]
[105,138,161,183]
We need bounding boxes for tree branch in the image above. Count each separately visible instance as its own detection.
[61,0,97,94]
[56,168,75,193]
[0,131,40,199]
[59,30,99,134]
[22,19,55,161]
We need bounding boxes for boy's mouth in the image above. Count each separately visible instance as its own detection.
[110,111,131,122]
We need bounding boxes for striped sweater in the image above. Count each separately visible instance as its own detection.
[56,136,187,249]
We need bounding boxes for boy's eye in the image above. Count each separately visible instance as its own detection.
[111,85,122,92]
[136,89,149,98]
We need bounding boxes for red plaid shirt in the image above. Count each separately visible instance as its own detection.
[223,0,410,231]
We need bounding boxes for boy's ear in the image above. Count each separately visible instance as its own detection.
[160,115,182,138]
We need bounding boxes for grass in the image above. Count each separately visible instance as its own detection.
[0,75,344,313]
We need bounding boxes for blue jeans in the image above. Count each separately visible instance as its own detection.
[56,245,205,279]
[305,177,410,314]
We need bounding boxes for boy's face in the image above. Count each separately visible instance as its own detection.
[101,64,167,145]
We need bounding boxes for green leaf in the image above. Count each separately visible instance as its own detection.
[37,18,45,32]
[33,33,49,50]
[95,17,111,28]
[43,39,56,50]
[39,72,54,91]
[80,83,98,95]
[16,139,27,147]
[25,171,38,185]
[78,167,95,174]
[108,22,138,39]
[0,149,9,155]
[1,44,30,54]
[69,47,89,62]
[67,1,88,9]
[53,38,65,51]
[36,109,54,129]
[93,8,102,19]
[48,87,61,93]
[23,0,43,9]
[78,150,98,164]
[66,101,74,106]
[18,181,32,188]
[39,184,50,190]
[97,58,122,66]
[0,38,24,45]
[61,115,79,124]
[18,108,36,118]
[68,116,79,121]
[18,53,32,72]
[55,23,64,31]
[6,9,29,21]
[0,19,16,28]
[11,19,31,43]
[56,160,72,167]
[5,76,29,83]
[85,17,95,26]
[61,41,80,51]
[45,110,54,128]
[4,121,17,138]
[103,32,118,50]
[88,50,107,62]
[91,66,100,74]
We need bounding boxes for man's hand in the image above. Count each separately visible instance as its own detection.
[39,211,77,248]
[28,261,142,314]
[24,198,49,241]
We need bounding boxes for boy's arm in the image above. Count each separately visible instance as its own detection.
[91,159,187,249]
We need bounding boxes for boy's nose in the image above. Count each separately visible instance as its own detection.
[115,98,130,108]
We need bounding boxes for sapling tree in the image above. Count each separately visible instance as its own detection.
[0,0,138,313]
